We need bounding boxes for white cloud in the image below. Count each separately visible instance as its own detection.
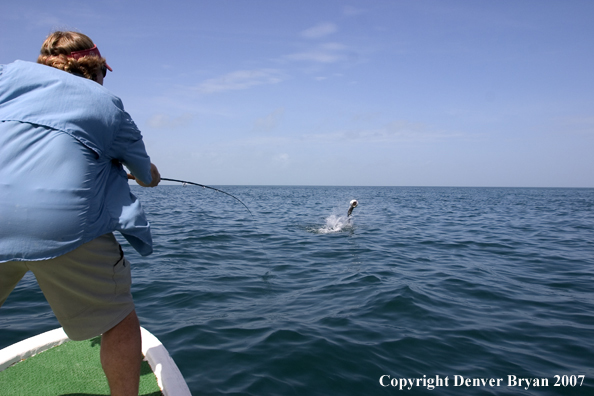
[273,153,290,167]
[550,116,594,135]
[195,69,284,94]
[286,43,349,64]
[303,120,465,143]
[253,108,285,133]
[147,113,193,129]
[300,22,338,39]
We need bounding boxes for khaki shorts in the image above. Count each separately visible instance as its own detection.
[0,233,135,341]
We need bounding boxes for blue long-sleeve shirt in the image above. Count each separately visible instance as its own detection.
[0,60,153,261]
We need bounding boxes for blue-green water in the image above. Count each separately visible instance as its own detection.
[2,186,593,395]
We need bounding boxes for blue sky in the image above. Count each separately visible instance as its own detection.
[2,0,593,187]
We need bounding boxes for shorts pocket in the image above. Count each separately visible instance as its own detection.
[112,256,132,296]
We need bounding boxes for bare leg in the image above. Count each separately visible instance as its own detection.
[100,310,142,396]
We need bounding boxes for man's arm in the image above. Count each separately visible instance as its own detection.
[127,163,160,187]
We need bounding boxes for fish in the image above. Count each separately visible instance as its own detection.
[347,199,358,216]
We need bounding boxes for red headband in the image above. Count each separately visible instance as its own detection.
[68,45,112,71]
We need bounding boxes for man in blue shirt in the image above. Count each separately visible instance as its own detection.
[0,31,160,395]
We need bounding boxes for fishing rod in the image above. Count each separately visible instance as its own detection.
[161,177,253,217]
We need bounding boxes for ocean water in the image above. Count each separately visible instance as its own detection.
[2,186,593,395]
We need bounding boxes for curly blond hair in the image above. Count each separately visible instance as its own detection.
[37,31,106,81]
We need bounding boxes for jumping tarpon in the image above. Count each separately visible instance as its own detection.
[347,199,358,216]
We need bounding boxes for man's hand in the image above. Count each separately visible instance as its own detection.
[128,163,161,187]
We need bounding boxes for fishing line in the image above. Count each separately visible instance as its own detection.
[162,177,275,280]
[161,177,253,217]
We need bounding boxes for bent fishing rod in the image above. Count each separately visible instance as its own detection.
[160,177,253,217]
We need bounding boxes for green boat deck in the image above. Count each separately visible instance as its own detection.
[0,336,162,396]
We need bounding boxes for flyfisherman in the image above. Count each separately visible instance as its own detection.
[0,31,160,395]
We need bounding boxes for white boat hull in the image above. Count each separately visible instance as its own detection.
[0,327,191,396]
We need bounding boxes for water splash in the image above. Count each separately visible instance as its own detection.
[313,215,353,234]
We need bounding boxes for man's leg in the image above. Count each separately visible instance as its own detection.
[26,234,141,394]
[100,310,142,396]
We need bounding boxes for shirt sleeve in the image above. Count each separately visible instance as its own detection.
[108,110,153,185]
